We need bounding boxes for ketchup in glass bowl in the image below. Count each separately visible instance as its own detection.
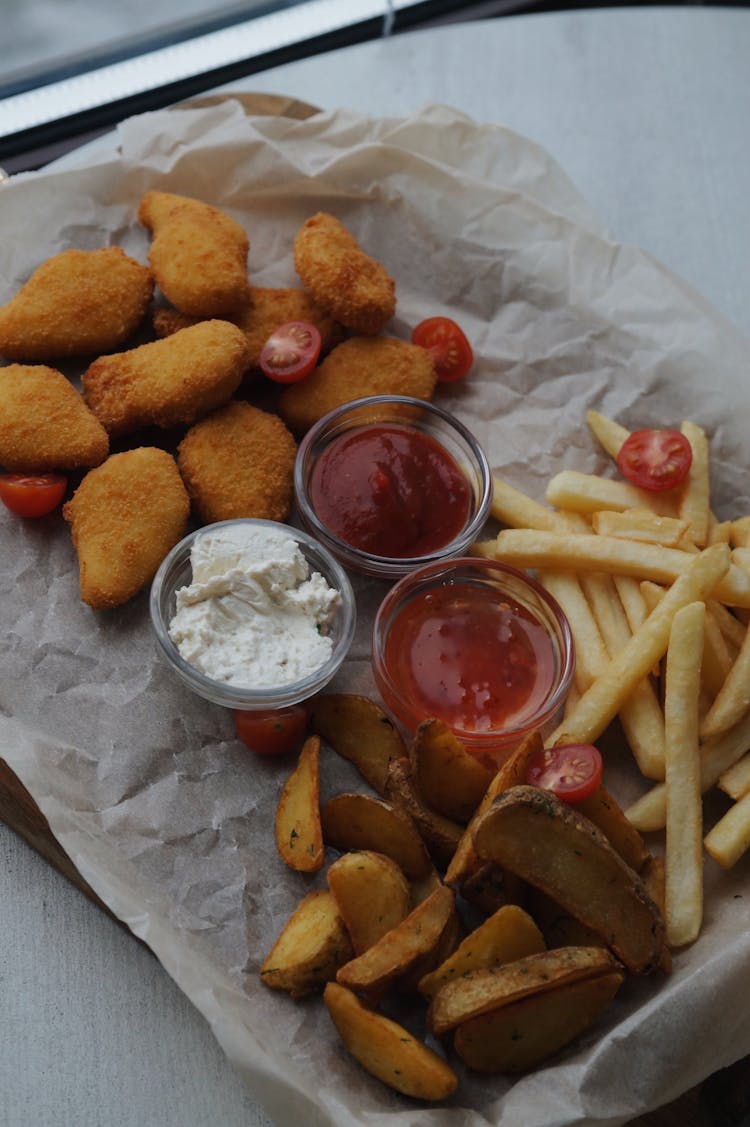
[294,395,492,579]
[372,558,575,765]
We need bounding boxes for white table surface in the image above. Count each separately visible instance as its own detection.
[2,8,749,1127]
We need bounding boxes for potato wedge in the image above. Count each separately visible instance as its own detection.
[528,888,606,950]
[397,901,464,994]
[574,784,651,874]
[309,693,406,794]
[384,757,464,868]
[473,785,666,973]
[336,884,455,997]
[327,851,411,955]
[321,792,432,879]
[428,945,621,1036]
[323,982,457,1100]
[260,889,354,999]
[274,735,324,872]
[453,970,624,1074]
[460,862,528,917]
[410,718,494,823]
[418,904,545,999]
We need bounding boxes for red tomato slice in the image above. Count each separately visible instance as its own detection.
[525,743,603,804]
[233,705,308,756]
[616,428,692,492]
[411,317,474,383]
[259,321,322,384]
[0,472,67,518]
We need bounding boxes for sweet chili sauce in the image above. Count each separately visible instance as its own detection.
[309,424,471,558]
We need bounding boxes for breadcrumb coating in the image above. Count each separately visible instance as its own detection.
[139,190,251,318]
[177,400,297,524]
[63,447,189,609]
[278,336,436,436]
[0,364,108,471]
[293,212,395,335]
[82,319,248,437]
[0,247,153,362]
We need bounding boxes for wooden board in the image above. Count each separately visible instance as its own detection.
[0,89,744,1127]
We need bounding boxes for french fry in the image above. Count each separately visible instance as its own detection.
[548,545,730,746]
[537,570,607,694]
[260,889,354,999]
[678,421,710,547]
[327,851,411,955]
[545,470,678,518]
[731,516,750,549]
[592,508,690,548]
[708,517,732,546]
[718,752,750,800]
[274,735,324,872]
[323,982,458,1100]
[663,602,705,946]
[708,599,746,651]
[309,693,406,794]
[700,617,750,740]
[410,718,494,823]
[585,409,629,459]
[321,793,432,879]
[704,789,750,868]
[641,579,733,699]
[491,476,570,532]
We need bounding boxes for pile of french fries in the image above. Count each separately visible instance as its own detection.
[260,696,668,1100]
[477,410,750,948]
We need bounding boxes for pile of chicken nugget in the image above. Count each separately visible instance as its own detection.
[0,193,439,609]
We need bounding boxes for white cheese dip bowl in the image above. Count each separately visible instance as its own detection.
[150,519,356,710]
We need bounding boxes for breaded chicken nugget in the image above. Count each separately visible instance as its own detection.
[293,212,395,335]
[152,285,343,371]
[0,247,153,362]
[177,401,297,524]
[0,364,108,471]
[63,447,189,609]
[139,190,250,318]
[278,336,436,436]
[83,320,248,437]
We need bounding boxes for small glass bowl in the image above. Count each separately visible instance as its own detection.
[372,557,575,764]
[150,519,356,710]
[294,395,493,579]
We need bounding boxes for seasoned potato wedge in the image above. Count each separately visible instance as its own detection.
[453,970,624,1073]
[418,904,545,1000]
[324,983,458,1100]
[575,784,651,874]
[327,851,411,955]
[260,889,354,999]
[384,757,464,868]
[274,735,324,872]
[410,718,494,823]
[528,888,607,951]
[428,945,621,1036]
[337,885,455,997]
[397,902,464,994]
[473,786,666,974]
[321,792,432,879]
[460,862,528,917]
[309,693,406,794]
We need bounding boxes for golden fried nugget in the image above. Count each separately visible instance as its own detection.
[0,364,108,472]
[139,190,250,318]
[0,248,153,362]
[152,285,343,370]
[293,212,396,335]
[177,400,297,524]
[63,447,189,609]
[82,320,248,437]
[278,336,436,436]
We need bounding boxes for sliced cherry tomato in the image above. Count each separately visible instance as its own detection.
[525,743,603,804]
[411,316,474,383]
[259,321,322,384]
[233,705,309,756]
[0,472,67,518]
[616,428,692,492]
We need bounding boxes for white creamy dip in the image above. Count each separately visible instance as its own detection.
[168,524,341,687]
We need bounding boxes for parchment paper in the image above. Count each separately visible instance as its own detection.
[1,99,750,1127]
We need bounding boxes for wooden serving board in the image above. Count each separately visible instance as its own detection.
[0,90,743,1127]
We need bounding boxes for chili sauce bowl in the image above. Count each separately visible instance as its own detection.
[372,557,575,764]
[294,395,492,579]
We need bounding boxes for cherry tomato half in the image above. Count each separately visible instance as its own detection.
[616,428,692,493]
[259,321,322,384]
[233,705,309,756]
[411,316,474,383]
[0,472,67,518]
[525,743,603,804]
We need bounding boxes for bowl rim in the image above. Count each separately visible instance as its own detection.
[149,517,357,709]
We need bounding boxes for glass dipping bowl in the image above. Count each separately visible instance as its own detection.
[150,519,356,710]
[372,557,575,764]
[294,395,492,579]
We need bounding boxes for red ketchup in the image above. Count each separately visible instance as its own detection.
[309,424,471,558]
[382,583,557,734]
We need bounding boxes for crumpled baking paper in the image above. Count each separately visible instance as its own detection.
[1,98,749,1127]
